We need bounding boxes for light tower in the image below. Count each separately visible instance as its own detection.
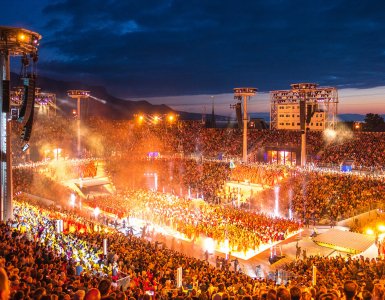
[233,87,257,163]
[67,90,90,157]
[0,26,41,220]
[11,87,56,117]
[290,83,318,167]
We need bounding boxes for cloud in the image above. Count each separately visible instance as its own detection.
[4,0,385,104]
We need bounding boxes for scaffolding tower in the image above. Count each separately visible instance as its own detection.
[270,83,338,130]
[11,87,56,117]
[67,90,90,157]
[0,26,41,220]
[233,87,257,163]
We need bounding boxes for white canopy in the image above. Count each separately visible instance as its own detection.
[313,228,375,254]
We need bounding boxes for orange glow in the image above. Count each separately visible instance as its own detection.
[366,229,374,235]
[18,33,26,41]
[168,115,174,122]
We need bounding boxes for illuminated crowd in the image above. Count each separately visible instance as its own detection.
[84,189,300,255]
[1,196,385,299]
[2,115,385,299]
[14,115,385,169]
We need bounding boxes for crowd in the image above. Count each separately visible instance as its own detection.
[102,155,385,225]
[315,132,385,169]
[0,198,276,300]
[85,189,300,256]
[103,157,230,203]
[280,170,385,225]
[283,254,385,289]
[2,195,385,300]
[12,151,385,229]
[13,168,71,202]
[4,114,385,300]
[11,114,385,169]
[229,164,290,187]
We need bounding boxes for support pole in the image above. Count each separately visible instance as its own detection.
[0,26,42,221]
[301,129,306,167]
[77,96,81,157]
[67,91,89,158]
[233,88,257,165]
[242,95,248,163]
[0,51,12,221]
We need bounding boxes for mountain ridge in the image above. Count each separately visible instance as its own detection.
[10,72,177,119]
[10,73,380,122]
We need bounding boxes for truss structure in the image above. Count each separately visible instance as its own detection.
[270,83,338,130]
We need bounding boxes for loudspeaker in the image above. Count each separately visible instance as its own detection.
[236,102,242,129]
[2,80,10,113]
[306,104,316,124]
[20,78,35,142]
[299,100,306,131]
[18,77,35,125]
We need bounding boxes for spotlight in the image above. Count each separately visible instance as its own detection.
[18,33,26,41]
[366,229,374,235]
[94,207,100,217]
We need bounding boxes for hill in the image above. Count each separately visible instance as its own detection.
[10,72,176,119]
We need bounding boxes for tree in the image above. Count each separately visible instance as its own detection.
[364,113,385,132]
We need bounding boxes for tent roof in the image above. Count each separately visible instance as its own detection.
[74,177,110,187]
[313,228,375,254]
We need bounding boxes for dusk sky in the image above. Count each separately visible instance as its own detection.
[3,0,385,115]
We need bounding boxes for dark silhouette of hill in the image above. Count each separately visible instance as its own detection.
[10,72,183,119]
[16,73,374,123]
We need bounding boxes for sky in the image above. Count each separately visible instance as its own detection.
[2,0,385,115]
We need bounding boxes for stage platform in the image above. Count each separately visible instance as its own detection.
[64,176,115,198]
[222,181,265,205]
